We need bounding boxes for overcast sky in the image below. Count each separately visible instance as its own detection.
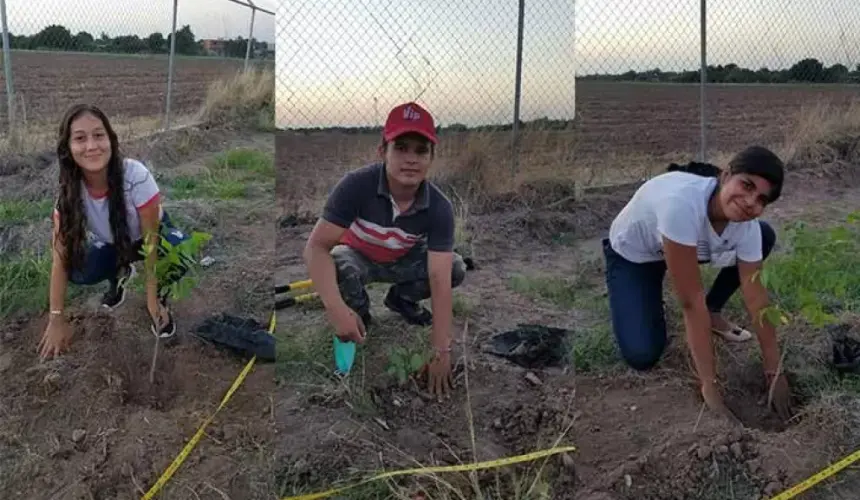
[6,0,275,43]
[276,0,860,129]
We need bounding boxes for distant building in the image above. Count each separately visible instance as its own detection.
[200,38,274,59]
[201,38,227,56]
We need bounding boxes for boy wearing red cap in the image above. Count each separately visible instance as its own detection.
[304,102,466,397]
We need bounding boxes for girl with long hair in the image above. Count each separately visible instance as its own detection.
[38,104,190,359]
[603,145,793,423]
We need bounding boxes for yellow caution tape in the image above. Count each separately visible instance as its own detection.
[769,447,860,500]
[281,445,577,500]
[140,311,276,500]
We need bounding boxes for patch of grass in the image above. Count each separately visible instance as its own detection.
[0,251,51,318]
[275,318,380,418]
[566,285,619,372]
[274,322,332,382]
[757,213,860,400]
[168,174,248,200]
[452,292,474,318]
[167,147,274,200]
[571,323,619,372]
[763,215,860,325]
[508,274,579,309]
[208,147,274,177]
[0,199,52,224]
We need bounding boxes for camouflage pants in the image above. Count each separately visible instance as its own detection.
[331,243,467,316]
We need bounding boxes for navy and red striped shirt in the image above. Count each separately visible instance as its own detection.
[321,162,455,263]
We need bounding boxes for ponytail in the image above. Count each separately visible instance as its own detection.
[667,161,722,178]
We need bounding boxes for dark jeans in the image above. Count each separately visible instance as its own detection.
[331,242,467,316]
[603,220,776,371]
[69,211,191,291]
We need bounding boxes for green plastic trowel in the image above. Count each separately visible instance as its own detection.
[333,335,356,375]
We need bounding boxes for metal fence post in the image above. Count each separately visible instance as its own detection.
[699,0,707,162]
[165,0,178,131]
[0,0,15,135]
[512,0,525,175]
[244,3,256,71]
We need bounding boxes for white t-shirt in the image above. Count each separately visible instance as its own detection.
[608,171,762,266]
[55,158,162,245]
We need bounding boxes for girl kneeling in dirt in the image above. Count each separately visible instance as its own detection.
[602,145,793,423]
[38,104,192,360]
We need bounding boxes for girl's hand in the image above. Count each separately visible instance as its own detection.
[701,380,742,425]
[766,372,793,422]
[38,314,73,360]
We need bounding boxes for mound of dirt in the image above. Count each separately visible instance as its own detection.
[602,430,788,500]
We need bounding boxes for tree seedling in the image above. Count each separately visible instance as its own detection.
[135,229,211,384]
[385,345,429,386]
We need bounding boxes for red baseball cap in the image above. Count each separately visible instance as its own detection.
[382,101,437,144]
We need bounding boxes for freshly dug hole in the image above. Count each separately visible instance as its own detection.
[56,311,185,411]
[723,362,807,432]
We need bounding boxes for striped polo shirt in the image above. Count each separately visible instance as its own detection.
[322,162,455,263]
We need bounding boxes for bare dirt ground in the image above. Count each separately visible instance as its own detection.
[281,82,860,194]
[0,50,274,132]
[0,122,283,499]
[274,86,860,499]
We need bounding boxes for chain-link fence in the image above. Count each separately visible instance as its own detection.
[277,0,860,187]
[0,0,275,147]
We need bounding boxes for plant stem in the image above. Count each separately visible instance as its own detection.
[149,337,161,384]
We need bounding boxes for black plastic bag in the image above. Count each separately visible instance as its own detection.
[193,314,276,363]
[484,324,572,369]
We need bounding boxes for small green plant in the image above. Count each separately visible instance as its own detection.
[452,292,473,317]
[131,230,212,302]
[385,345,428,385]
[133,228,211,383]
[758,211,860,329]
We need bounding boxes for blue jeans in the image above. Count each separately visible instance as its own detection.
[69,211,191,290]
[602,220,776,371]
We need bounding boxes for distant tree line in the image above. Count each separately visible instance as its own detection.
[290,117,577,134]
[2,24,270,58]
[580,58,860,84]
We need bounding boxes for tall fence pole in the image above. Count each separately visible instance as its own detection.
[699,0,707,162]
[244,4,256,71]
[0,0,14,135]
[164,0,179,131]
[512,0,525,175]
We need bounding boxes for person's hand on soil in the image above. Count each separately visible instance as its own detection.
[701,380,742,425]
[766,372,793,422]
[38,314,73,360]
[329,305,366,344]
[424,351,453,399]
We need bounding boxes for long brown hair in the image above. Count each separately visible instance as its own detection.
[55,104,132,274]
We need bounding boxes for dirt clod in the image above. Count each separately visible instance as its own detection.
[43,371,61,386]
[71,429,86,443]
[764,481,782,496]
[525,371,543,386]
